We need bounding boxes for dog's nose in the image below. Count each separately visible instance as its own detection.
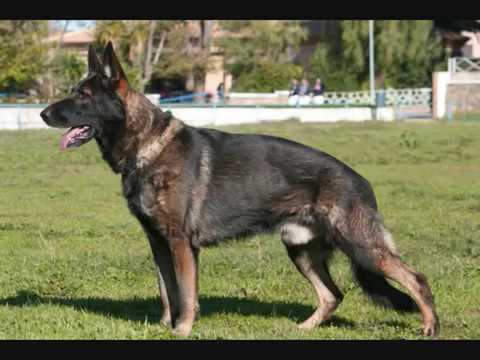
[40,108,51,124]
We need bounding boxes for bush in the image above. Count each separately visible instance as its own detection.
[232,62,303,92]
[307,46,359,92]
[51,52,86,96]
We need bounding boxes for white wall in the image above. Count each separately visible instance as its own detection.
[432,72,450,119]
[462,31,480,58]
[0,106,49,130]
[0,105,395,130]
[162,106,393,126]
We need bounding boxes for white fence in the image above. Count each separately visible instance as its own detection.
[448,57,480,74]
[227,88,432,107]
[322,88,432,106]
[446,57,480,84]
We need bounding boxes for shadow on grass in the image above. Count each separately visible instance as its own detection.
[0,290,357,329]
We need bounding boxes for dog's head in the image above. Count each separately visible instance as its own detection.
[41,42,129,150]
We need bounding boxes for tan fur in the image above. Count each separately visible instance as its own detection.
[189,149,211,232]
[137,118,184,169]
[378,255,439,336]
[380,226,398,255]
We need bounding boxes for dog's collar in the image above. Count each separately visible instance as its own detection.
[136,117,184,170]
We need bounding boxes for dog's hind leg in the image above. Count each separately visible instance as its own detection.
[282,227,343,329]
[375,254,439,337]
[333,204,439,337]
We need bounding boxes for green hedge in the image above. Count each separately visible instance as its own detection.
[232,63,303,93]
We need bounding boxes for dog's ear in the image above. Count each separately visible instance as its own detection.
[88,44,103,74]
[102,41,129,97]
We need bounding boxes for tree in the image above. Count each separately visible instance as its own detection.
[95,20,149,90]
[231,62,303,92]
[0,21,49,93]
[308,20,446,91]
[307,43,360,92]
[95,20,211,92]
[375,20,446,88]
[215,20,308,89]
[50,52,86,96]
[152,21,211,91]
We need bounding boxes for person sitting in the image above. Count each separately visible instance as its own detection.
[299,78,310,96]
[311,78,325,105]
[298,78,311,105]
[312,78,325,96]
[289,79,299,96]
[288,79,300,105]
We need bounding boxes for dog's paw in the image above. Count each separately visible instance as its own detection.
[297,316,320,330]
[160,312,172,327]
[422,319,440,338]
[172,322,193,337]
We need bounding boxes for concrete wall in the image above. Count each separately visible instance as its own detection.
[446,83,480,114]
[435,64,480,118]
[204,55,225,94]
[0,105,395,131]
[0,106,49,130]
[226,91,289,105]
[432,71,450,119]
[461,31,480,58]
[159,106,394,126]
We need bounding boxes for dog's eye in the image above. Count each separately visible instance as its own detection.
[78,91,91,99]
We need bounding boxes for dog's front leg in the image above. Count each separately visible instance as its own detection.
[140,222,174,326]
[193,247,201,319]
[168,235,197,337]
[156,267,172,326]
[144,231,177,327]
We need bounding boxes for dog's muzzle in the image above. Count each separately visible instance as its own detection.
[40,107,53,126]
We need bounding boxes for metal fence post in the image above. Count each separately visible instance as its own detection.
[213,101,217,126]
[447,102,453,122]
[16,103,22,130]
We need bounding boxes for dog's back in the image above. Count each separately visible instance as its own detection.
[177,125,377,246]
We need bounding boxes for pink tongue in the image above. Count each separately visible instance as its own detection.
[60,126,89,151]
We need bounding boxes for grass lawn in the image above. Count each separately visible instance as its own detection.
[0,119,479,339]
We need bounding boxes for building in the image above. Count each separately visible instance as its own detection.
[432,21,480,118]
[183,21,233,95]
[434,20,480,57]
[46,29,94,58]
[459,31,480,58]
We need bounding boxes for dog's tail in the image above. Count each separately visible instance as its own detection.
[332,204,418,313]
[350,262,418,312]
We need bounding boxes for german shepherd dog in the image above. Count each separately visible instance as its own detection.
[40,42,439,337]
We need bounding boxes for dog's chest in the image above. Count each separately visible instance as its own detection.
[122,171,170,220]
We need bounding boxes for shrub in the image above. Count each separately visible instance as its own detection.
[51,52,86,96]
[232,62,303,92]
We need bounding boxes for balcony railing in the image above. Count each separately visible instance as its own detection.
[448,57,480,74]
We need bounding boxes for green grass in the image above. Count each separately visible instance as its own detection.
[0,119,479,339]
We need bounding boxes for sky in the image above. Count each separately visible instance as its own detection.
[53,20,95,32]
